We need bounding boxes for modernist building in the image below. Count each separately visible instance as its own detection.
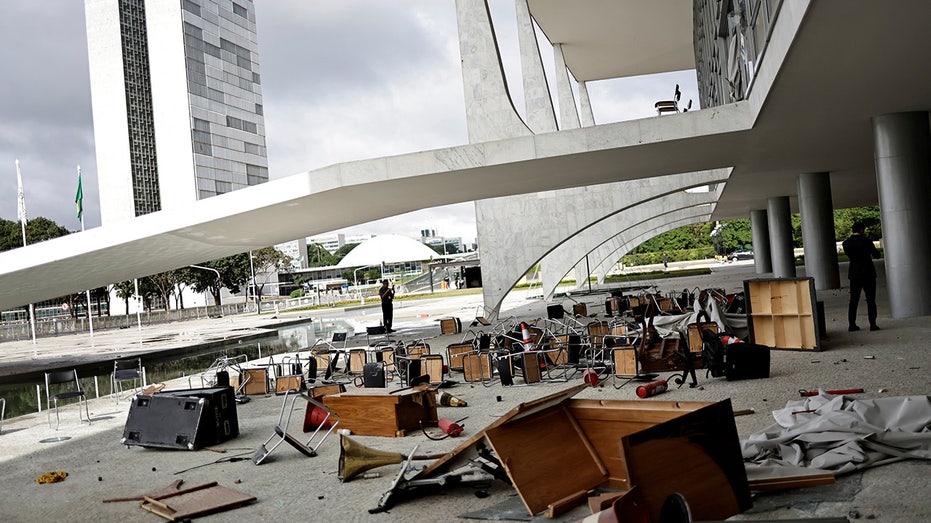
[2,1,929,324]
[84,0,268,226]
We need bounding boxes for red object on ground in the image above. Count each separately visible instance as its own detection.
[799,388,864,397]
[437,418,464,437]
[636,379,668,398]
[582,368,599,386]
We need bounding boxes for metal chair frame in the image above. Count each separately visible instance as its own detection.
[111,358,144,404]
[45,369,92,430]
[189,354,248,391]
[252,390,340,465]
[310,333,349,383]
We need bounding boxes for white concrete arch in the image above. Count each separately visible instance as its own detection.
[587,208,715,285]
[478,173,726,315]
[540,204,715,300]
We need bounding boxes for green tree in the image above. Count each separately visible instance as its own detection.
[250,246,292,301]
[0,216,71,252]
[332,243,359,264]
[182,253,252,306]
[428,241,461,256]
[713,219,753,254]
[306,243,337,267]
[144,271,181,312]
[835,206,882,240]
[113,280,136,318]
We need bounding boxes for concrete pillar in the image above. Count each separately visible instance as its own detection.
[750,209,772,274]
[797,172,840,290]
[553,43,580,130]
[767,196,796,278]
[872,112,931,318]
[514,0,557,133]
[578,81,596,127]
[455,0,532,143]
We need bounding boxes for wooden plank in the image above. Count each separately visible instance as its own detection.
[748,472,835,491]
[140,483,255,521]
[587,491,624,513]
[546,489,590,518]
[485,405,607,516]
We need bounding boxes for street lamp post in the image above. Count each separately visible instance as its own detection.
[353,266,371,304]
[249,251,258,314]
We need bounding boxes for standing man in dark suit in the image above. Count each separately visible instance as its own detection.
[379,279,395,332]
[842,222,881,332]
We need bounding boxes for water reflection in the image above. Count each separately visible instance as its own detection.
[0,319,348,419]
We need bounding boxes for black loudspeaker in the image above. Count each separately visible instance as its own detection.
[546,304,565,320]
[464,267,482,288]
[363,362,386,388]
[123,387,239,450]
[725,343,771,381]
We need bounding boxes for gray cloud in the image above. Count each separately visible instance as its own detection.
[0,1,696,246]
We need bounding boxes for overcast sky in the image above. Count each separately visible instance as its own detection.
[0,0,696,246]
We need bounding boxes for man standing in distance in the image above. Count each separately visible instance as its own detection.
[842,222,881,332]
[379,279,395,332]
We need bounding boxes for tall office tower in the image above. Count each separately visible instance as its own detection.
[85,0,269,226]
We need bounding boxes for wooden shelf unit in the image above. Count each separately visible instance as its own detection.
[744,277,821,351]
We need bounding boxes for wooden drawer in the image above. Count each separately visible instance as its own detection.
[323,388,437,437]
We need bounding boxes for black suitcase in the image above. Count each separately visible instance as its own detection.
[725,343,770,380]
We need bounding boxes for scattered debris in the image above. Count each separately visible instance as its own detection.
[36,471,68,484]
[103,479,184,503]
[138,481,256,521]
[799,388,863,397]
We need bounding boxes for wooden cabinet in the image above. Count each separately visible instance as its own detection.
[744,277,821,351]
[322,387,437,437]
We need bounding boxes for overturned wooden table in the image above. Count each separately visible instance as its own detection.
[323,386,437,437]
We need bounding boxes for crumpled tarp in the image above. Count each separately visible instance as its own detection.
[742,393,931,476]
[649,295,749,343]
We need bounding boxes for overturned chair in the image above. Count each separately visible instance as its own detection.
[251,389,340,465]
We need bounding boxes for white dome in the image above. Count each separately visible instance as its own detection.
[336,234,438,268]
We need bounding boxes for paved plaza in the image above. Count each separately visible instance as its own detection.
[0,262,928,522]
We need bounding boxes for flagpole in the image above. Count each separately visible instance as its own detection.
[16,159,38,358]
[77,165,94,343]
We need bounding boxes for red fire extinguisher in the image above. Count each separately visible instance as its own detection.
[636,379,668,398]
[438,418,464,437]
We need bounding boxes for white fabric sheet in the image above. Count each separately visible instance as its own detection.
[742,392,931,476]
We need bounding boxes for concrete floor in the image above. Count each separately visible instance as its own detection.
[0,262,928,522]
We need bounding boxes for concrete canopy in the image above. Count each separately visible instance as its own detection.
[527,0,695,81]
[336,234,439,268]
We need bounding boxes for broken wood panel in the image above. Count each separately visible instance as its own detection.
[485,404,607,516]
[748,471,835,491]
[568,399,709,489]
[139,483,255,521]
[621,399,751,522]
[417,384,589,478]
